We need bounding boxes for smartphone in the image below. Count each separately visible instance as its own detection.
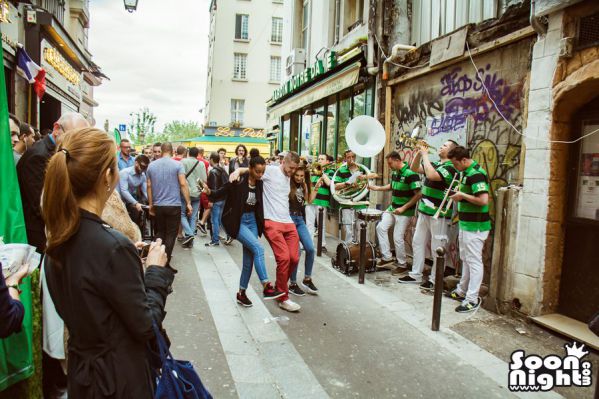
[138,243,151,259]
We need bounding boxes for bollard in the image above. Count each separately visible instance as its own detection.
[358,220,367,284]
[317,207,324,257]
[431,247,446,331]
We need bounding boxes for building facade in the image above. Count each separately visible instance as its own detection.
[204,0,284,141]
[0,0,104,130]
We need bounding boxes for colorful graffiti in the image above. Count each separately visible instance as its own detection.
[392,40,532,271]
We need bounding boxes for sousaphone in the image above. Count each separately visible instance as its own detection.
[330,115,386,204]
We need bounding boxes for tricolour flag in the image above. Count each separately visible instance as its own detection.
[0,37,35,390]
[16,45,46,99]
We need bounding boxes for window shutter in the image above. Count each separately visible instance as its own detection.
[235,14,242,39]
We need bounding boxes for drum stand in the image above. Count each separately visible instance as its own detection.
[356,209,382,284]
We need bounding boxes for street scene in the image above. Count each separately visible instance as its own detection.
[0,0,599,399]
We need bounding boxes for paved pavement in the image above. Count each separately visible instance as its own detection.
[164,233,568,399]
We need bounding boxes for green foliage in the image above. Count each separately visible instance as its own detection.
[163,120,203,141]
[128,107,157,145]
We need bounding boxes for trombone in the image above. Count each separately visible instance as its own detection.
[433,174,460,219]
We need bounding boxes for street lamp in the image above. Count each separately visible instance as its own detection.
[124,0,138,13]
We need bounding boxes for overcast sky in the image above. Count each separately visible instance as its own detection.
[89,0,210,132]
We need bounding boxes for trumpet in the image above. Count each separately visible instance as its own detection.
[398,134,437,152]
[433,174,460,219]
[309,162,339,177]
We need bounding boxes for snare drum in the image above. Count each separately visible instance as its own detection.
[357,208,383,222]
[331,241,377,275]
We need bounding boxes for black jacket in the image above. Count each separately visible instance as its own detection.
[209,175,264,239]
[16,134,56,252]
[44,210,174,399]
[229,157,249,174]
[207,165,228,191]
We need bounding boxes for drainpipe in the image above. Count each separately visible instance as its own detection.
[366,0,382,75]
[382,44,416,80]
[530,0,547,36]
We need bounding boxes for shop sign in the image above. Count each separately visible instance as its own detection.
[271,51,337,103]
[208,126,266,138]
[41,39,82,102]
[0,1,19,56]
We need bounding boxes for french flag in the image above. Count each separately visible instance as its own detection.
[16,45,46,99]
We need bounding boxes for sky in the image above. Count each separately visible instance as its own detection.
[88,0,210,132]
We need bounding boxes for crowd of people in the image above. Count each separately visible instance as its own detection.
[1,110,496,397]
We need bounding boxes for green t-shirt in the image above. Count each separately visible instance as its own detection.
[418,160,458,218]
[310,169,334,208]
[386,164,422,217]
[457,161,491,232]
[334,164,367,209]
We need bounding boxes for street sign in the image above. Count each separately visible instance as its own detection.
[118,124,126,132]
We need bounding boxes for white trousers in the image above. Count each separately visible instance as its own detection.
[375,212,411,265]
[305,204,327,246]
[341,208,357,242]
[410,214,449,281]
[456,230,490,303]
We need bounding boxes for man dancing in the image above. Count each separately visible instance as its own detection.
[230,151,302,312]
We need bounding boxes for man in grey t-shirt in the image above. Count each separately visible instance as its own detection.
[147,142,192,267]
[180,147,207,247]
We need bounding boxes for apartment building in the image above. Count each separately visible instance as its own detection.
[204,0,284,139]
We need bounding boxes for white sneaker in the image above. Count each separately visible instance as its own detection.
[278,299,301,312]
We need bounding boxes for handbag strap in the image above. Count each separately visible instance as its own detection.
[185,160,200,179]
[152,321,172,362]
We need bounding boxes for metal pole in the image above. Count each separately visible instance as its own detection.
[358,220,367,284]
[317,207,324,257]
[431,247,446,331]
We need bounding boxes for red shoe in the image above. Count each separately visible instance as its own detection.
[236,291,253,307]
[263,282,285,300]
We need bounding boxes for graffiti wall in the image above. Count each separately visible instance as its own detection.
[391,39,532,272]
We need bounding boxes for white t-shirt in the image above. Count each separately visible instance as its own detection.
[262,164,292,223]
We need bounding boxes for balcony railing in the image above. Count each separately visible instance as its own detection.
[41,0,66,25]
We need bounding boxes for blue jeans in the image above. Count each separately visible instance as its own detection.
[290,214,315,282]
[210,200,225,244]
[181,196,201,237]
[236,212,268,289]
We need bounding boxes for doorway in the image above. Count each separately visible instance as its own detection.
[39,94,61,131]
[559,96,599,322]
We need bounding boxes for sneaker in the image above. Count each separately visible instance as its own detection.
[391,265,409,276]
[182,241,194,249]
[279,299,301,312]
[182,236,194,246]
[289,283,305,297]
[445,289,466,302]
[455,298,480,313]
[420,281,434,291]
[224,236,234,246]
[236,292,253,307]
[205,241,220,247]
[263,283,285,300]
[376,258,395,270]
[302,278,319,295]
[197,223,208,236]
[398,276,422,284]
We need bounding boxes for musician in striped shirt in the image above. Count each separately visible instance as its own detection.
[446,146,491,313]
[399,140,458,287]
[369,151,422,270]
[305,154,334,251]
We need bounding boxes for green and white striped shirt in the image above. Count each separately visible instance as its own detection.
[457,161,491,232]
[387,164,422,217]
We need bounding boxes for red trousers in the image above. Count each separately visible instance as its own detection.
[264,220,300,302]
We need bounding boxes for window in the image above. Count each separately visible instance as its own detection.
[301,1,310,51]
[270,56,281,82]
[271,17,283,43]
[233,53,247,80]
[235,14,249,40]
[343,0,364,34]
[231,99,245,124]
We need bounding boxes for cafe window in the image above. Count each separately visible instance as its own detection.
[336,90,352,159]
[574,120,599,220]
[325,97,337,159]
[235,14,249,40]
[299,113,312,156]
[282,115,291,151]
